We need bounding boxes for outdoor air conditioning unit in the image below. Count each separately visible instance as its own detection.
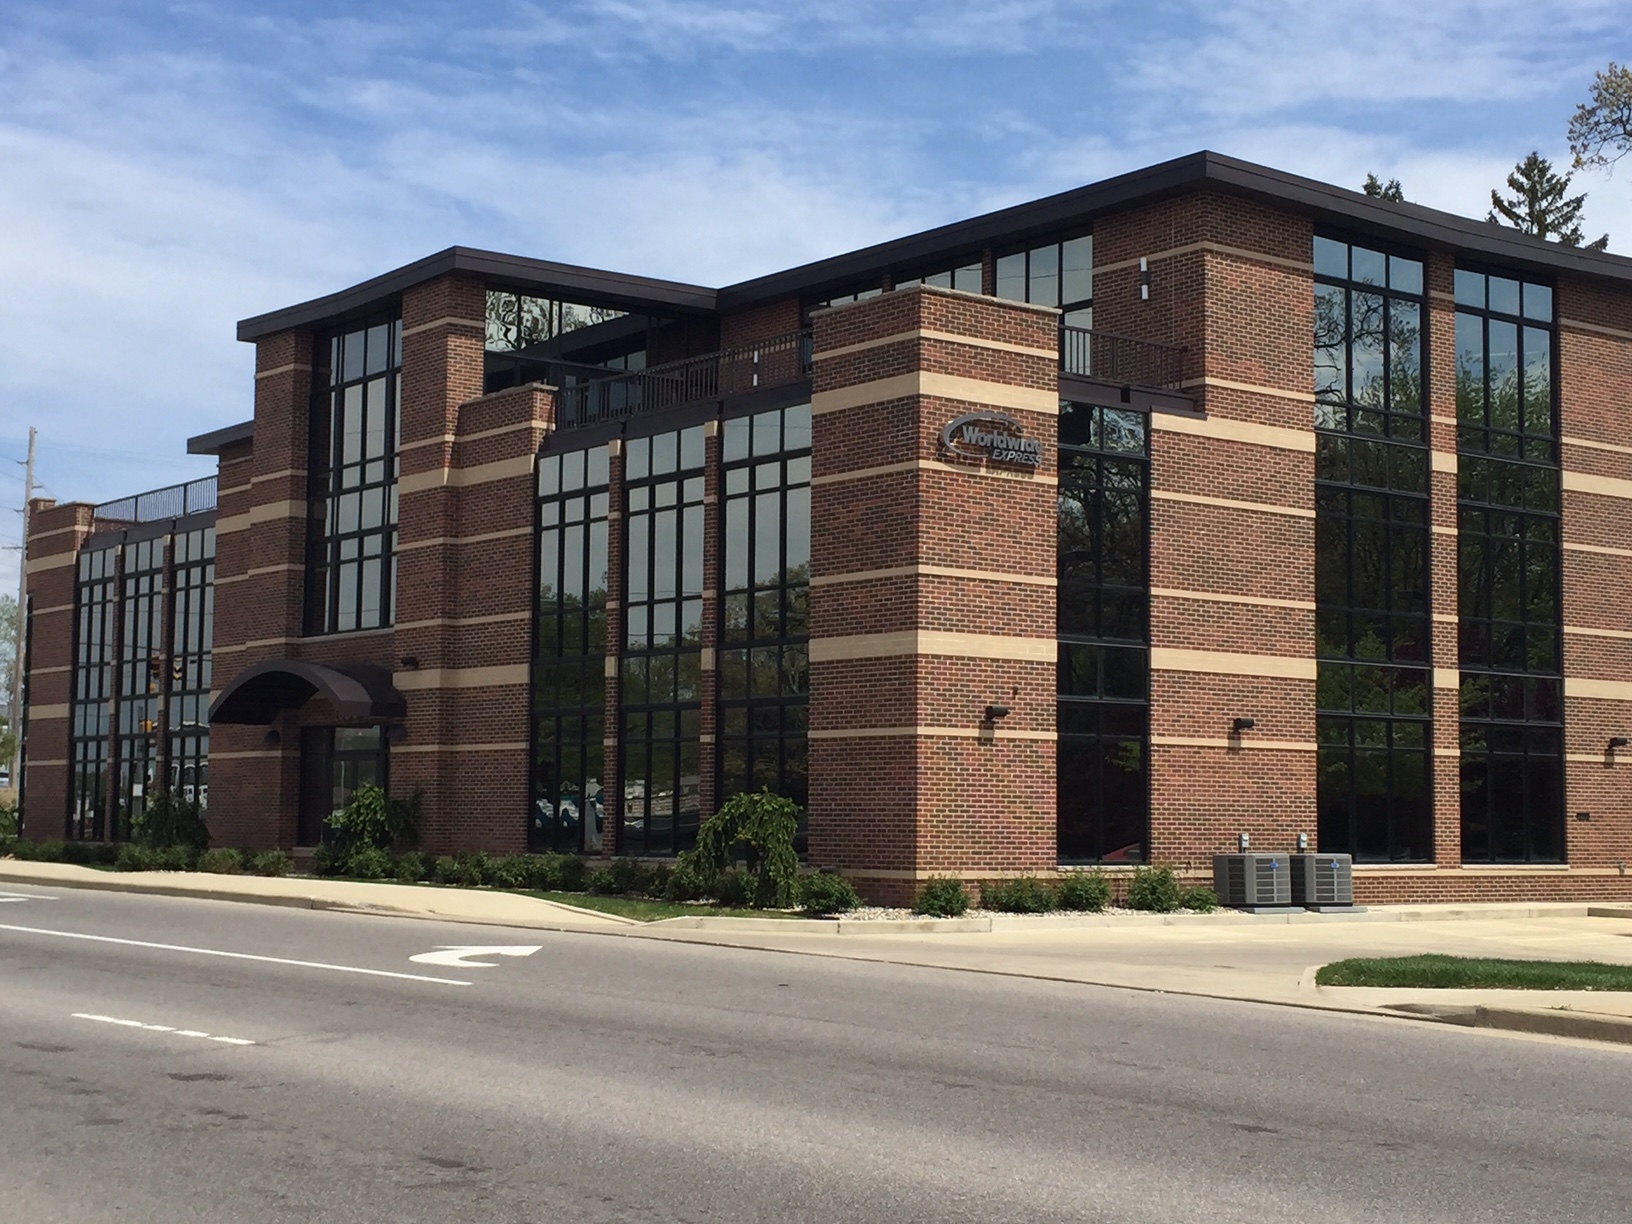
[1290,853,1354,908]
[1213,854,1291,908]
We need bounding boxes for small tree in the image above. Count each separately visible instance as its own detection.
[1569,62,1632,172]
[1362,173,1405,202]
[130,791,209,852]
[679,789,801,908]
[326,784,418,854]
[1488,151,1608,250]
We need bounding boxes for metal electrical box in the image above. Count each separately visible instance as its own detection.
[1289,853,1354,908]
[1212,854,1292,907]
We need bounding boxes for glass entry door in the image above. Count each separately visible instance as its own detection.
[297,726,389,845]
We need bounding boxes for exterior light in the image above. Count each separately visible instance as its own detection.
[387,724,409,745]
[1238,832,1251,851]
[1610,736,1629,751]
[1231,717,1255,733]
[984,704,1010,721]
[1139,256,1151,301]
[1296,831,1309,851]
[262,729,281,747]
[399,656,420,670]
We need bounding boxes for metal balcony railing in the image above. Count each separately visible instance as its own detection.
[93,476,218,524]
[1060,326,1185,390]
[556,328,812,427]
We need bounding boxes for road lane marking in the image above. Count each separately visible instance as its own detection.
[409,945,542,968]
[0,923,472,986]
[73,1013,258,1046]
[0,891,57,902]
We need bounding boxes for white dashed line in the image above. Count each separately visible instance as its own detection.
[72,1013,258,1046]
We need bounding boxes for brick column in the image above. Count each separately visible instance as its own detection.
[1425,253,1464,870]
[1095,192,1319,871]
[807,285,1059,905]
[600,439,625,858]
[19,499,95,840]
[697,421,723,821]
[393,275,550,855]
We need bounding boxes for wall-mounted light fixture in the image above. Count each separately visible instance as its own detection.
[399,656,420,671]
[1610,736,1629,751]
[1296,831,1309,851]
[1231,717,1256,733]
[262,729,281,747]
[1238,832,1251,851]
[984,704,1011,722]
[1138,257,1151,302]
[387,724,409,745]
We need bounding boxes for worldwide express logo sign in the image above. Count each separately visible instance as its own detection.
[938,411,1043,468]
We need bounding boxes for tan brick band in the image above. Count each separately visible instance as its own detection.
[402,315,485,338]
[398,454,533,495]
[1564,470,1632,501]
[1151,411,1315,453]
[397,525,532,552]
[1149,647,1316,680]
[1177,376,1316,405]
[810,631,1055,664]
[395,664,530,691]
[811,458,1057,487]
[393,742,529,754]
[1152,490,1313,520]
[812,564,1056,588]
[1565,678,1632,702]
[1151,587,1315,611]
[813,328,1057,362]
[1151,735,1316,752]
[254,363,312,380]
[811,372,1058,417]
[808,727,1056,741]
[1097,240,1315,277]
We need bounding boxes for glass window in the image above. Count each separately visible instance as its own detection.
[1312,234,1432,861]
[719,406,812,830]
[311,319,400,634]
[532,446,611,854]
[168,527,214,810]
[1452,267,1563,863]
[1057,401,1149,864]
[70,546,117,841]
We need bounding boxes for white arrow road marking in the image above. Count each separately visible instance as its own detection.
[408,945,543,969]
[0,892,56,903]
[73,1013,256,1046]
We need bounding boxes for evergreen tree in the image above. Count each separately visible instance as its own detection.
[1362,173,1405,202]
[1488,151,1608,251]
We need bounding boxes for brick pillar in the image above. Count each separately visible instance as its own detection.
[1426,253,1464,869]
[697,420,723,820]
[807,284,1059,904]
[208,330,317,850]
[600,438,625,858]
[20,499,95,840]
[393,275,550,855]
[1095,192,1319,870]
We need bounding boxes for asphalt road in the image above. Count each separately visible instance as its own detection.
[2,883,1630,1223]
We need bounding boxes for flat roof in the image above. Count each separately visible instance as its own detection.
[238,150,1632,344]
[187,420,253,455]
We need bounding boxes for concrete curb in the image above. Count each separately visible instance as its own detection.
[1385,1002,1632,1046]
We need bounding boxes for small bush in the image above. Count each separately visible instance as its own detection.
[14,838,65,863]
[131,791,210,853]
[393,850,435,883]
[663,860,710,902]
[545,853,587,892]
[157,845,198,871]
[487,854,531,890]
[346,847,395,881]
[447,851,491,887]
[197,848,244,875]
[586,865,620,895]
[114,844,160,872]
[609,857,655,896]
[310,842,346,877]
[913,876,970,918]
[325,783,418,854]
[641,863,673,900]
[1056,871,1112,913]
[797,871,862,916]
[981,876,1058,914]
[0,802,17,842]
[248,850,293,878]
[681,788,802,909]
[1181,886,1219,913]
[432,855,460,885]
[711,870,754,908]
[1127,864,1183,913]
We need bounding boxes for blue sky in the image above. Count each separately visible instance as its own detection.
[0,0,1626,588]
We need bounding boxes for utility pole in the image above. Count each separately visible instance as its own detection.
[12,426,36,789]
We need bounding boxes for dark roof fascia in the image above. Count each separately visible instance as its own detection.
[187,420,254,455]
[236,247,720,343]
[717,150,1632,310]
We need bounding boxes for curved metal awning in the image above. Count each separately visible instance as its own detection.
[208,659,407,726]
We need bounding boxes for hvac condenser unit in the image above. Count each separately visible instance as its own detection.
[1212,854,1291,908]
[1290,853,1354,908]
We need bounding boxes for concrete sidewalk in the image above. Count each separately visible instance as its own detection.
[7,858,1632,1045]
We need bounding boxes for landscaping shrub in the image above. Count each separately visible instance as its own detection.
[662,860,709,902]
[310,842,346,877]
[432,855,460,885]
[640,863,673,899]
[0,801,17,842]
[1180,886,1219,913]
[249,850,294,878]
[544,852,587,892]
[448,851,491,887]
[1056,871,1112,913]
[486,854,531,890]
[586,865,620,895]
[711,870,754,908]
[393,850,435,883]
[131,791,209,853]
[325,784,418,855]
[913,876,970,918]
[345,847,395,881]
[156,845,197,871]
[981,876,1058,914]
[610,857,655,896]
[114,844,160,872]
[197,848,244,875]
[797,871,862,916]
[679,788,801,908]
[1126,864,1182,913]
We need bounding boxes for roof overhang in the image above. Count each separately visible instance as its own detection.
[237,247,719,343]
[208,659,407,726]
[187,420,253,455]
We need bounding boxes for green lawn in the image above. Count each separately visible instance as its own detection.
[523,891,808,922]
[1316,954,1632,991]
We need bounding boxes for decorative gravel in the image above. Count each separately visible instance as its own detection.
[840,906,1220,921]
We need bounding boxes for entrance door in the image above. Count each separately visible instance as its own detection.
[297,726,389,845]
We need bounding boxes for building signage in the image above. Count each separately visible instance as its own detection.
[939,412,1042,468]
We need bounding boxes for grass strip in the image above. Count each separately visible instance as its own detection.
[1316,954,1632,991]
[521,891,805,923]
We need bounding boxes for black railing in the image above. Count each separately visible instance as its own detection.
[1060,326,1185,390]
[93,476,218,524]
[557,328,812,427]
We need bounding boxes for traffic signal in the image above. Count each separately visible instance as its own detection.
[147,653,162,691]
[171,656,184,685]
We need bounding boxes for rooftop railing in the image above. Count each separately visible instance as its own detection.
[93,475,218,524]
[557,328,812,427]
[1060,326,1185,390]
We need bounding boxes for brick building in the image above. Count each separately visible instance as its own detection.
[21,151,1632,904]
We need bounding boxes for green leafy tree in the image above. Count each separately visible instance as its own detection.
[1569,62,1632,172]
[679,788,801,908]
[1362,173,1405,202]
[1488,151,1608,250]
